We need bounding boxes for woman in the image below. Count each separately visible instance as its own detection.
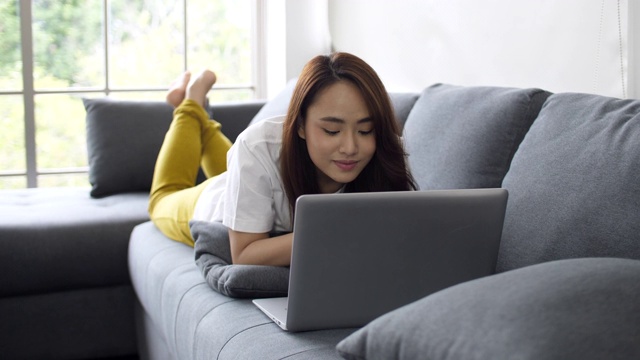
[149,52,417,266]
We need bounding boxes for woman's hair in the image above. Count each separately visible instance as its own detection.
[280,52,417,214]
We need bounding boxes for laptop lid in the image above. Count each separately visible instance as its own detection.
[255,188,508,332]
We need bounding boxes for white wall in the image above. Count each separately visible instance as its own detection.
[261,0,331,99]
[629,0,640,99]
[327,0,636,99]
[285,0,332,80]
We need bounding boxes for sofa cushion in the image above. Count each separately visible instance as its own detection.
[389,93,420,131]
[191,220,289,298]
[497,93,640,272]
[207,101,265,142]
[336,257,640,360]
[403,84,551,190]
[129,221,356,359]
[83,98,263,198]
[84,98,175,198]
[0,188,148,296]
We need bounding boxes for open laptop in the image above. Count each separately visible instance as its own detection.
[253,188,508,332]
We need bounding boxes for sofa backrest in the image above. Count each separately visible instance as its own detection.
[403,84,551,190]
[497,93,640,271]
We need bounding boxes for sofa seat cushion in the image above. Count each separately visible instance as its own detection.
[337,257,640,360]
[129,221,356,359]
[0,188,149,296]
[498,93,640,272]
[403,84,551,190]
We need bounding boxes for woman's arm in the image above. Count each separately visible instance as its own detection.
[228,229,293,266]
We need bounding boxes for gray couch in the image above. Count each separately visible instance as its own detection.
[1,81,639,360]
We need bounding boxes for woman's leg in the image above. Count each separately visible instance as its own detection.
[148,70,230,246]
[201,109,232,178]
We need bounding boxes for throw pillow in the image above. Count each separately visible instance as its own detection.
[336,257,640,360]
[497,93,640,272]
[84,98,174,197]
[191,220,289,298]
[403,84,551,190]
[389,93,420,131]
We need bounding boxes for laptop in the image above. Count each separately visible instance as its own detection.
[253,188,508,332]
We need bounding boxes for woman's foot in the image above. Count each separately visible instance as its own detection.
[186,70,217,108]
[166,71,191,108]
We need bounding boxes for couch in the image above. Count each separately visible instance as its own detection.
[1,80,639,360]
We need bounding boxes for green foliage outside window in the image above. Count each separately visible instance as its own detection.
[0,0,253,189]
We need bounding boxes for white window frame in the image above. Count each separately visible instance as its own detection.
[2,0,265,188]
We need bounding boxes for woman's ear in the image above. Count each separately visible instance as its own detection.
[297,124,306,140]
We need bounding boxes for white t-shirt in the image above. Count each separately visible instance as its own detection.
[192,116,292,234]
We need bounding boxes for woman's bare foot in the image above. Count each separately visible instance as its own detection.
[166,71,191,108]
[186,70,217,108]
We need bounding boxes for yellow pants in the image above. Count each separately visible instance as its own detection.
[148,100,232,247]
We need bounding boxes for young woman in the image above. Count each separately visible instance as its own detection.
[149,52,417,266]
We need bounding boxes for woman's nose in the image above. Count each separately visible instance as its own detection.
[339,132,358,155]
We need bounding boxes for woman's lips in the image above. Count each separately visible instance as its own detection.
[334,160,358,171]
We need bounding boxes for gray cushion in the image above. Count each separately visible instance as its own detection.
[337,257,640,360]
[205,101,265,142]
[0,187,148,296]
[388,93,419,131]
[84,98,174,197]
[83,98,262,198]
[497,93,640,272]
[403,84,550,190]
[192,220,289,298]
[129,221,354,359]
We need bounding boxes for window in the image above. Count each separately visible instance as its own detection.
[0,0,260,189]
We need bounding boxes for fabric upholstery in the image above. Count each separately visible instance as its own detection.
[129,221,355,359]
[84,98,175,197]
[389,93,420,131]
[0,286,137,360]
[0,188,145,359]
[83,98,263,198]
[0,188,148,296]
[497,93,640,272]
[192,220,289,298]
[206,100,265,141]
[337,258,640,360]
[403,84,550,190]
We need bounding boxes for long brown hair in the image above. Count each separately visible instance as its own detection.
[280,52,417,214]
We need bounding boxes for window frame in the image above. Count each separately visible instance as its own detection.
[1,0,264,188]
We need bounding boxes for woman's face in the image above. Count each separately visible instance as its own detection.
[298,80,376,194]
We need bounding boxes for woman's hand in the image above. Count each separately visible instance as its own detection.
[228,229,293,266]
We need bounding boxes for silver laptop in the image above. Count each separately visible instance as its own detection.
[253,188,508,332]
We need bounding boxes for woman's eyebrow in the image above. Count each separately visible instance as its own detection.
[319,116,372,124]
